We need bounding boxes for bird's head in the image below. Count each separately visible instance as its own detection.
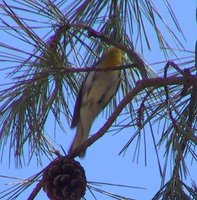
[101,47,122,68]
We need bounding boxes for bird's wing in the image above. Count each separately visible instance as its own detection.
[70,55,102,128]
[70,81,83,128]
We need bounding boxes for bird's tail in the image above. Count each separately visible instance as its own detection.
[69,119,91,157]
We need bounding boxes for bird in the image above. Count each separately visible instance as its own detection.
[69,47,122,157]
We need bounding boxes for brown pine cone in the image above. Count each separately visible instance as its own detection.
[42,156,86,200]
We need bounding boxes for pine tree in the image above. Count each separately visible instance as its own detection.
[0,1,196,199]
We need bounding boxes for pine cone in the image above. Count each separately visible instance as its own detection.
[42,156,86,200]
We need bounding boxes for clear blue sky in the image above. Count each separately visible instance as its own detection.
[0,1,196,200]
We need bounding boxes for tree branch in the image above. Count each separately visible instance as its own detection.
[69,75,197,158]
[58,22,148,78]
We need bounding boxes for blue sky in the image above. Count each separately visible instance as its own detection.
[0,1,196,200]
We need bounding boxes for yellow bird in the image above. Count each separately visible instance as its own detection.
[69,47,122,157]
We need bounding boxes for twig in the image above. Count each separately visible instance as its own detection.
[69,75,197,158]
[27,180,43,200]
[39,64,136,74]
[58,22,148,78]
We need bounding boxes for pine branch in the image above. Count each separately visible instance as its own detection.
[69,73,197,158]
